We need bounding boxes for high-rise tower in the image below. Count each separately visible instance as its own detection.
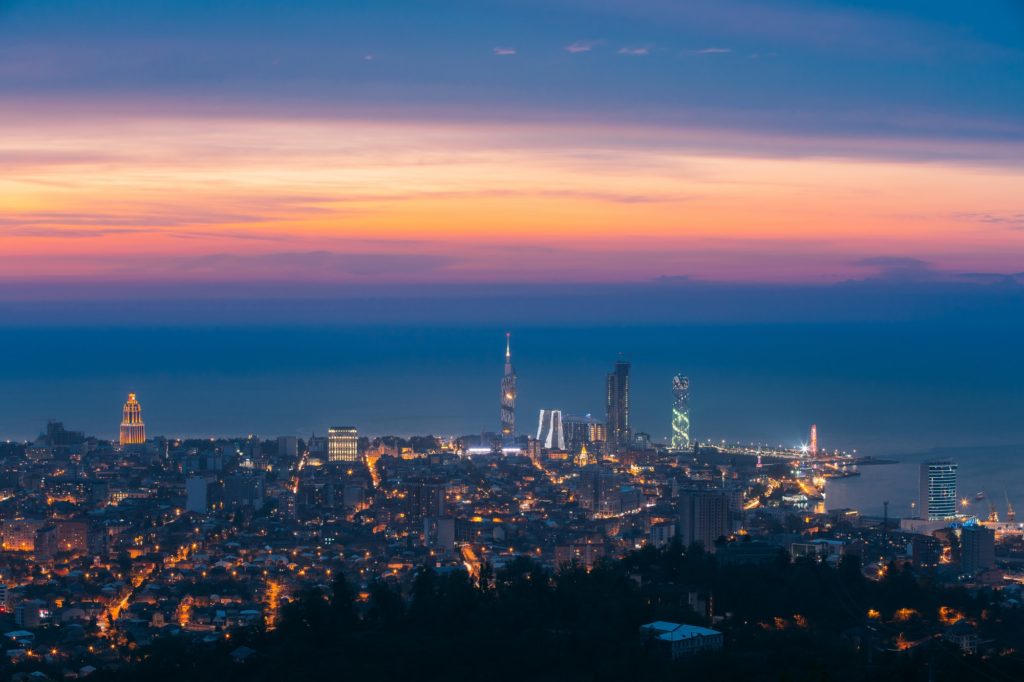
[500,333,517,440]
[670,374,690,450]
[920,459,958,520]
[809,424,818,456]
[119,392,146,445]
[606,358,631,451]
[536,409,565,450]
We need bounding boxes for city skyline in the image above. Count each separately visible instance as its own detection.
[3,317,1023,456]
[4,2,1024,678]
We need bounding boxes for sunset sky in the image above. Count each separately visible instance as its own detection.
[3,0,1023,287]
[2,1,1024,445]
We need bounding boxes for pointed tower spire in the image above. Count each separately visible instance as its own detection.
[500,332,517,442]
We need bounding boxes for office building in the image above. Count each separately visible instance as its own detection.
[277,436,299,458]
[223,474,265,511]
[500,333,517,440]
[406,482,446,521]
[186,476,212,513]
[670,374,690,450]
[678,490,731,549]
[423,516,456,549]
[606,358,631,450]
[920,459,958,520]
[650,521,677,548]
[536,409,565,450]
[119,392,146,445]
[563,414,606,452]
[56,520,89,555]
[961,525,995,574]
[2,519,43,552]
[328,426,359,463]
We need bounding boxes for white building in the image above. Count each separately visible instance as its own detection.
[640,621,724,659]
[536,410,565,450]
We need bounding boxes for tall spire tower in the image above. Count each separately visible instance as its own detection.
[120,392,146,446]
[500,333,517,442]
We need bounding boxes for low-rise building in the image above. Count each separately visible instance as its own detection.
[640,621,724,659]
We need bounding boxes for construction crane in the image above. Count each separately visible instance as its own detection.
[1006,491,1016,523]
[987,495,999,523]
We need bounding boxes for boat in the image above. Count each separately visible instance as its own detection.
[975,492,986,501]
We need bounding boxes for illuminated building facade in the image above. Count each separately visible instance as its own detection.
[563,414,606,452]
[920,459,958,520]
[670,374,690,450]
[119,392,146,445]
[809,424,818,456]
[536,409,565,449]
[606,358,631,450]
[1,519,42,552]
[500,333,517,441]
[328,426,359,463]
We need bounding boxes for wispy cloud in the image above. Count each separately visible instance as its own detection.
[174,250,460,277]
[565,40,603,54]
[854,256,930,269]
[617,46,650,56]
[956,212,1024,230]
[849,256,944,282]
[690,47,732,55]
[493,47,516,56]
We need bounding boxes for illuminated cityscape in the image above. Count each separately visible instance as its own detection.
[3,0,1024,679]
[2,343,1024,680]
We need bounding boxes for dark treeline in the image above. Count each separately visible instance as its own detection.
[90,543,1024,682]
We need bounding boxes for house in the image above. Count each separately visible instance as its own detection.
[944,621,979,655]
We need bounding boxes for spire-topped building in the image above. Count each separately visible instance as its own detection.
[500,333,517,440]
[119,392,146,445]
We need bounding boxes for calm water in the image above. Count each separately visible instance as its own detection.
[1,323,1023,464]
[826,445,1024,518]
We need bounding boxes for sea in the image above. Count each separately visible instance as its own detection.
[1,321,1023,516]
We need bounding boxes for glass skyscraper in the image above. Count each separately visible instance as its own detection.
[919,458,958,520]
[606,358,631,451]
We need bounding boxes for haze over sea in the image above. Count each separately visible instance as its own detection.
[2,280,1024,514]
